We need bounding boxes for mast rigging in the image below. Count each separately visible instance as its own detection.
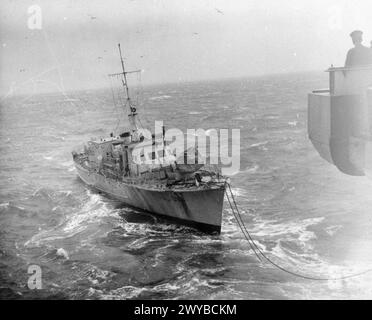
[108,43,142,135]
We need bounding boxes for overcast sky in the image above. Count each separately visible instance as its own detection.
[1,0,372,95]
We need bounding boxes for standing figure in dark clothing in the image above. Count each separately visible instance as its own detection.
[345,30,372,67]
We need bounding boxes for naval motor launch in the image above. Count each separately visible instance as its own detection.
[72,44,226,233]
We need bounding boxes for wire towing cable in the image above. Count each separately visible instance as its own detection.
[225,181,372,281]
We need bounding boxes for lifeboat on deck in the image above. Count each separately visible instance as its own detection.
[308,65,372,176]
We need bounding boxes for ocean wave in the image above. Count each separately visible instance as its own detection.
[149,95,171,101]
[172,275,221,296]
[25,190,119,247]
[59,190,72,197]
[288,121,298,127]
[62,191,117,233]
[223,217,332,280]
[200,266,228,277]
[270,242,324,269]
[222,211,326,265]
[60,98,80,102]
[13,204,25,211]
[237,165,260,175]
[0,202,10,209]
[84,265,112,285]
[220,212,241,235]
[242,217,326,268]
[222,247,261,258]
[31,187,76,204]
[56,248,69,260]
[151,243,176,268]
[120,219,196,237]
[31,188,53,200]
[100,275,211,299]
[228,187,249,198]
[60,161,73,167]
[46,134,65,141]
[248,141,269,148]
[264,114,279,120]
[100,285,146,300]
[325,225,343,236]
[190,237,222,245]
[252,217,324,241]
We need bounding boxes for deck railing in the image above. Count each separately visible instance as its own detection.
[326,65,372,95]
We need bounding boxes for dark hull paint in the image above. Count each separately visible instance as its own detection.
[74,162,225,233]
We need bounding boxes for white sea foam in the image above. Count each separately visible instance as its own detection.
[56,247,69,260]
[252,217,324,240]
[325,225,343,236]
[101,285,146,300]
[59,190,72,197]
[47,134,65,141]
[64,98,80,102]
[245,217,326,268]
[120,219,190,237]
[270,241,323,268]
[86,266,111,283]
[0,202,10,209]
[229,187,248,198]
[221,214,326,270]
[149,95,171,101]
[63,191,117,233]
[248,141,269,148]
[25,229,70,247]
[25,190,118,247]
[242,165,259,174]
[221,212,241,235]
[60,161,73,167]
[151,243,175,267]
[101,279,184,299]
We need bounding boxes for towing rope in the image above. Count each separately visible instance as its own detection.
[225,182,372,281]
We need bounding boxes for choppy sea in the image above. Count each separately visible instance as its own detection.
[2,72,372,299]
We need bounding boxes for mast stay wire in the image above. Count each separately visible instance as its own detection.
[109,75,122,134]
[133,69,150,130]
[109,74,129,134]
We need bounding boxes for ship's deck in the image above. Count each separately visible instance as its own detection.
[73,154,226,192]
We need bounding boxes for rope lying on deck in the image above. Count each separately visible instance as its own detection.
[225,182,372,281]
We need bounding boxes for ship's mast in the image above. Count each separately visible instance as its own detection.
[118,44,131,106]
[109,43,141,138]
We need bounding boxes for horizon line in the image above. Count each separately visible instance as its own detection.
[0,68,325,100]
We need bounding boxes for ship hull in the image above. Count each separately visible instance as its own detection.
[308,67,372,177]
[74,162,225,233]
